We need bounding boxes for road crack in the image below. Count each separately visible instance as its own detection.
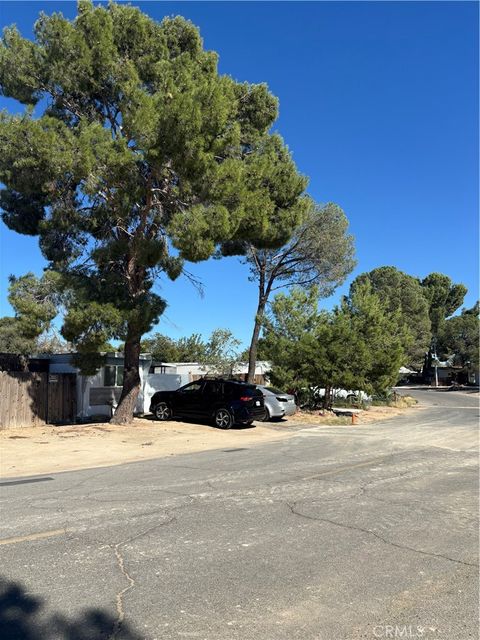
[108,515,176,640]
[285,501,478,568]
[111,542,135,639]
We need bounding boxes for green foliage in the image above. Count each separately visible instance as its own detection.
[61,300,127,374]
[351,268,468,370]
[0,317,37,355]
[342,282,405,393]
[262,283,405,405]
[351,266,430,368]
[0,2,306,416]
[437,302,479,368]
[238,200,355,292]
[7,271,61,339]
[0,271,62,355]
[224,198,355,381]
[142,328,241,375]
[261,287,325,392]
[421,273,467,338]
[141,332,207,362]
[201,328,242,376]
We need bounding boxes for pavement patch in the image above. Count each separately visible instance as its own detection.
[0,527,71,546]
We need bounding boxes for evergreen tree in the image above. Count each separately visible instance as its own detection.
[0,318,37,355]
[141,333,207,363]
[437,302,479,369]
[351,266,430,369]
[143,329,241,374]
[421,273,467,338]
[223,200,355,382]
[262,283,405,407]
[0,272,60,354]
[200,328,242,376]
[420,272,467,377]
[0,2,306,423]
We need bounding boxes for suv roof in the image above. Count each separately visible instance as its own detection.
[199,376,253,385]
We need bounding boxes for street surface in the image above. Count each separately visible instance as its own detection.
[0,388,478,640]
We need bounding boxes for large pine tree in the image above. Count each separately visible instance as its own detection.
[0,1,307,423]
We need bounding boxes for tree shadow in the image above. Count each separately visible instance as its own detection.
[0,576,144,640]
[143,413,257,430]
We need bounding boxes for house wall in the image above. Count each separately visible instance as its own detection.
[48,354,153,418]
[162,363,208,378]
[56,364,187,418]
[156,361,272,382]
[78,369,112,419]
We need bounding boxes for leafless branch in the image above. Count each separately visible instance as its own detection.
[182,268,205,298]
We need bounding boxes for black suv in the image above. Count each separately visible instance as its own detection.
[150,378,266,429]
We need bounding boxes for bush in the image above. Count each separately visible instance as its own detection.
[371,390,417,407]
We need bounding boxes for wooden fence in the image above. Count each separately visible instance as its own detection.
[0,371,77,429]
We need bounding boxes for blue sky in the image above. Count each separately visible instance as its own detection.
[0,1,478,347]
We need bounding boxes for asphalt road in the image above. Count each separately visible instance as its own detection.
[0,389,478,640]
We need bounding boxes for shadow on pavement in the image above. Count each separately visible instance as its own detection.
[142,414,257,430]
[0,577,143,640]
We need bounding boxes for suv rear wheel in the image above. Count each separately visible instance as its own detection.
[214,407,233,429]
[154,402,172,421]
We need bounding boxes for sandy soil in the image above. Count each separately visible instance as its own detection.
[0,402,419,479]
[288,403,420,425]
[0,418,288,478]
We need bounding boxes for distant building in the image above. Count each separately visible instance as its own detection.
[150,361,271,385]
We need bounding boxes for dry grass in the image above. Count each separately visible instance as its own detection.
[289,394,419,426]
[390,395,418,408]
[371,394,418,409]
[288,411,355,426]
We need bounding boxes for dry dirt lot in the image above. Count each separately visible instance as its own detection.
[0,402,420,478]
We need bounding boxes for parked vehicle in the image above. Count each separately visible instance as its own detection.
[257,385,297,421]
[313,388,371,404]
[150,378,266,429]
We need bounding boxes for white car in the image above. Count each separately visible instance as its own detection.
[313,388,371,403]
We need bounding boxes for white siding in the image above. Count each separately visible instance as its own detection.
[143,373,189,412]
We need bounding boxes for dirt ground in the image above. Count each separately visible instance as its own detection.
[0,402,420,479]
[288,401,420,425]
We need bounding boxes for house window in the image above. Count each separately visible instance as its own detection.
[104,365,124,387]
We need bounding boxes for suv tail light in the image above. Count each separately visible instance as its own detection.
[239,396,251,402]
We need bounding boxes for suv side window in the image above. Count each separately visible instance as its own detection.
[203,381,220,396]
[180,382,203,393]
[240,386,258,398]
[222,382,236,399]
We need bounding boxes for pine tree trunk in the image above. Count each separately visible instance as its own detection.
[247,299,267,384]
[422,349,433,383]
[322,384,332,411]
[110,328,141,425]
